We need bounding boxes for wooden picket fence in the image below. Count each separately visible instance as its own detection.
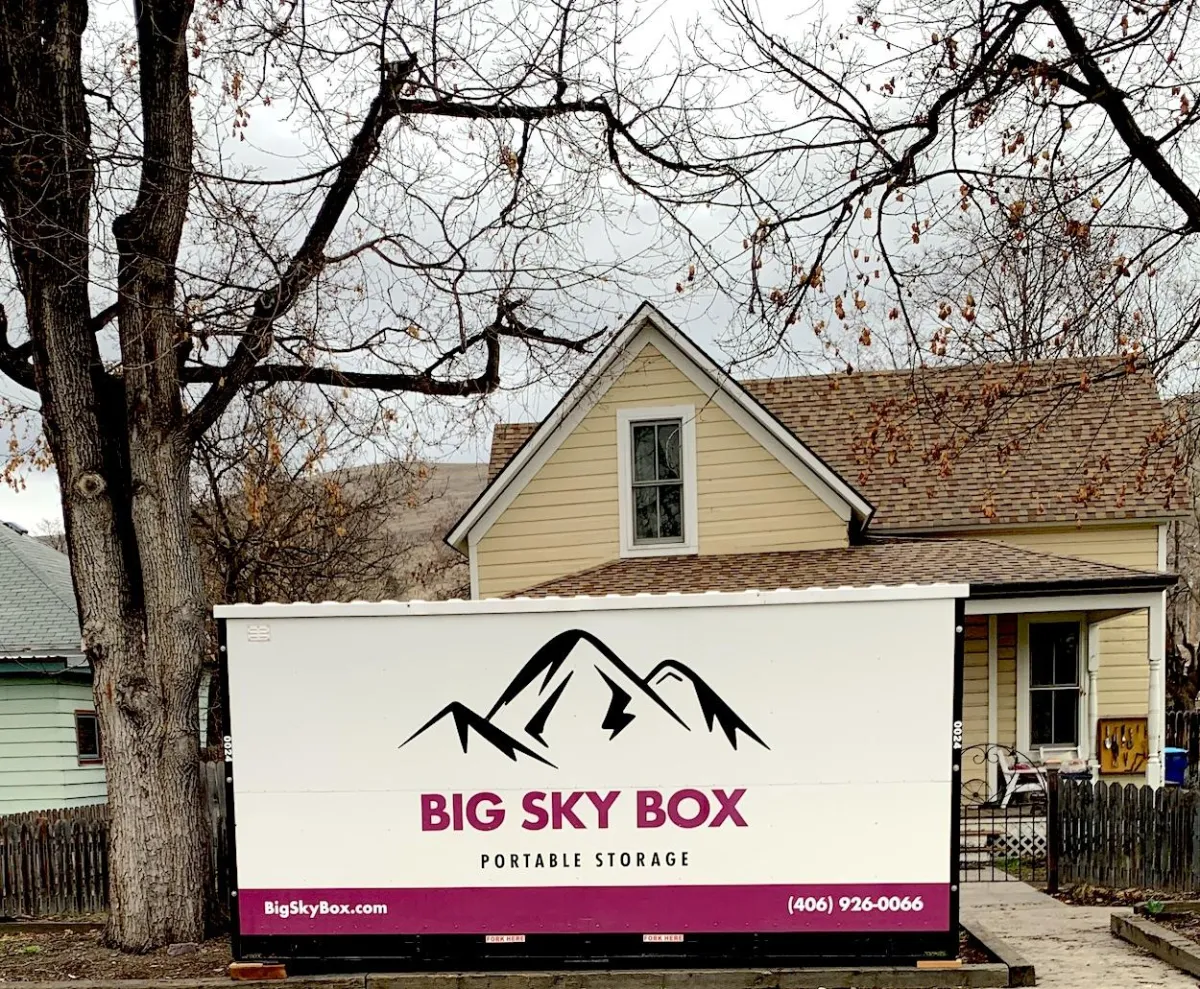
[0,761,228,919]
[1059,779,1200,892]
[1167,711,1200,786]
[0,804,108,916]
[203,760,231,928]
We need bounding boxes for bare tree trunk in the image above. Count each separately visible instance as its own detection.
[95,439,207,948]
[35,318,207,950]
[0,0,206,951]
[100,0,206,948]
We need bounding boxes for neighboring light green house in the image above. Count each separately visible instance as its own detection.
[0,521,105,814]
[0,522,213,815]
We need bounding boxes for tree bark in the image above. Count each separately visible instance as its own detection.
[94,440,208,947]
[0,0,206,950]
[104,0,207,949]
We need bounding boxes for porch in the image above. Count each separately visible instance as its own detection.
[963,588,1169,792]
[958,583,1172,890]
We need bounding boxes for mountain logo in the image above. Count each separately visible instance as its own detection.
[399,629,767,769]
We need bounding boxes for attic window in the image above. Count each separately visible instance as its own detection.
[75,711,102,764]
[632,420,684,543]
[616,406,698,558]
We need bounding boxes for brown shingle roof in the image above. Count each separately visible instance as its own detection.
[487,360,1186,531]
[744,361,1183,530]
[510,539,1175,599]
[487,423,537,481]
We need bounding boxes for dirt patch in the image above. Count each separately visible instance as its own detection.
[0,929,230,980]
[958,926,993,965]
[1153,911,1200,942]
[1051,883,1194,906]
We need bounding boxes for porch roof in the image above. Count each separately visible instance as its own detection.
[511,538,1176,600]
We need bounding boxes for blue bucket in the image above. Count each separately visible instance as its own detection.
[1165,746,1188,786]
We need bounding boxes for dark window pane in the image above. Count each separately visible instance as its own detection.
[1053,690,1079,745]
[659,483,682,538]
[1030,646,1055,687]
[634,485,658,541]
[1030,622,1078,686]
[633,425,657,482]
[1055,630,1079,685]
[631,419,685,544]
[657,424,681,480]
[1031,691,1054,747]
[76,714,100,761]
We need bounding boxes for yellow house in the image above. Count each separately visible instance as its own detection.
[447,303,1182,792]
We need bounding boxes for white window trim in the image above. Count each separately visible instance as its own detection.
[616,405,698,558]
[467,529,481,600]
[1016,613,1089,763]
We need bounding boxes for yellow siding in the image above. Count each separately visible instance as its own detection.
[996,615,1017,749]
[960,615,1017,793]
[984,525,1158,718]
[984,525,1160,570]
[962,616,990,793]
[476,344,847,597]
[696,416,846,556]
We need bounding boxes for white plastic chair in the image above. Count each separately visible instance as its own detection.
[998,749,1048,807]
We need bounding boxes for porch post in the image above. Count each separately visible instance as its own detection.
[1148,591,1167,788]
[1087,621,1101,781]
[987,615,998,798]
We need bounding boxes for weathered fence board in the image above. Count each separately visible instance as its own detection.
[1059,779,1200,892]
[202,759,230,928]
[0,761,225,919]
[1167,712,1200,786]
[0,804,107,917]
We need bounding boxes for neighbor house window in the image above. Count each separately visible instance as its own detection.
[1029,622,1080,748]
[75,711,102,764]
[631,419,684,544]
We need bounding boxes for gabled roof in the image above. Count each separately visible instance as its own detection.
[447,302,874,551]
[512,538,1176,599]
[487,358,1185,533]
[0,522,83,660]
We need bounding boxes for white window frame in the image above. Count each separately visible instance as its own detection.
[616,405,698,558]
[1017,613,1089,762]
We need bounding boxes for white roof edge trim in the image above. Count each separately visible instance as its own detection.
[214,582,969,619]
[446,301,873,550]
[964,590,1162,616]
[445,304,652,551]
[0,651,85,662]
[645,330,855,523]
[646,311,874,521]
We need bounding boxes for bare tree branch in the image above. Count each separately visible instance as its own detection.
[0,306,35,391]
[184,329,500,394]
[186,55,419,439]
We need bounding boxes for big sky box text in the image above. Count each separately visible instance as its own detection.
[421,788,748,831]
